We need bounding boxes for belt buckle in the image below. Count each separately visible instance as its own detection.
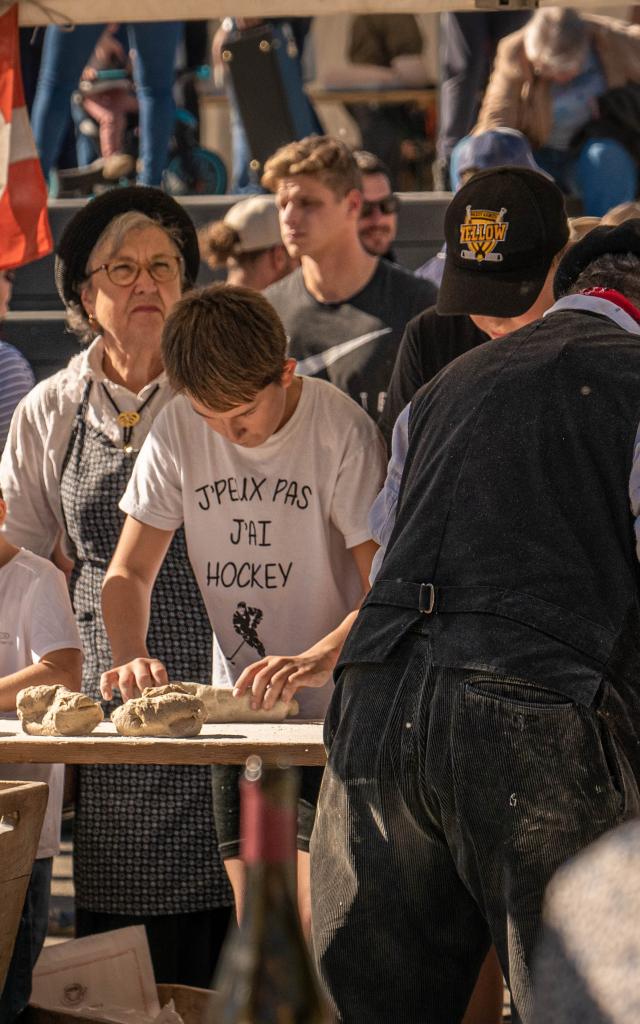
[419,582,435,615]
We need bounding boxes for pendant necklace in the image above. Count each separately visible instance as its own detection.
[102,382,160,453]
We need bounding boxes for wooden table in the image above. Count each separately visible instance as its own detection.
[0,718,326,767]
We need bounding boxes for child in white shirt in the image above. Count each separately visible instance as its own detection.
[0,487,82,1021]
[99,284,386,928]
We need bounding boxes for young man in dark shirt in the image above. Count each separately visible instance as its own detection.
[262,135,436,420]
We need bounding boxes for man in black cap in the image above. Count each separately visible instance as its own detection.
[310,219,640,1023]
[379,165,569,449]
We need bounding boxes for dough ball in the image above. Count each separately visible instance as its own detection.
[170,682,299,723]
[17,685,103,736]
[111,692,205,737]
[141,684,190,698]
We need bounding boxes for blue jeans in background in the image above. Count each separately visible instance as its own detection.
[450,134,637,217]
[31,22,182,186]
[535,139,637,217]
[0,858,53,1023]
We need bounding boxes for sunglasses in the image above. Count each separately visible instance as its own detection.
[361,195,399,218]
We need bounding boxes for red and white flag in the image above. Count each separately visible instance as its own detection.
[0,3,53,271]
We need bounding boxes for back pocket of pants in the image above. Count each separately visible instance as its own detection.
[464,677,575,712]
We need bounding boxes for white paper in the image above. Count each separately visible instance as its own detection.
[31,927,161,1019]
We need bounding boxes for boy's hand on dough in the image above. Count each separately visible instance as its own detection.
[100,658,168,703]
[233,650,335,710]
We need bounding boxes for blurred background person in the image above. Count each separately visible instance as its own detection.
[31,21,182,188]
[0,269,35,453]
[473,8,640,215]
[534,818,640,1024]
[354,150,399,261]
[71,25,137,177]
[343,16,430,188]
[435,9,531,190]
[199,194,297,290]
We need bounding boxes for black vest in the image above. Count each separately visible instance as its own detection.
[343,309,640,704]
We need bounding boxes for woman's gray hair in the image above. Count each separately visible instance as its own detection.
[67,211,184,343]
[569,252,640,305]
[524,8,589,76]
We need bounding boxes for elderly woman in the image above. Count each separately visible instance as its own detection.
[0,187,232,984]
[473,8,640,215]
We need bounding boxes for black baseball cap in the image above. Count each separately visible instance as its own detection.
[554,219,640,298]
[55,186,200,310]
[437,167,569,318]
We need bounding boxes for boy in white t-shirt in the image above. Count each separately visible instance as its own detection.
[0,487,82,1021]
[99,284,386,923]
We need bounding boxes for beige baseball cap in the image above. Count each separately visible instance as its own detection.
[224,195,282,255]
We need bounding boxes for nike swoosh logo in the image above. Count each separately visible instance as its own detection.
[295,327,393,376]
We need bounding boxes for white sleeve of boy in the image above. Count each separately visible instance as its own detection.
[119,413,185,531]
[30,564,82,661]
[331,422,388,549]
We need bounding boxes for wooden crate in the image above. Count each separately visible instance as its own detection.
[24,984,222,1024]
[0,779,49,991]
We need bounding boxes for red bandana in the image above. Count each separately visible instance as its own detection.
[581,288,640,327]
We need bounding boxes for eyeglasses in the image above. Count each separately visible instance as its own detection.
[86,255,184,287]
[361,195,399,218]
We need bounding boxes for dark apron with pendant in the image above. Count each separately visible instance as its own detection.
[60,381,232,915]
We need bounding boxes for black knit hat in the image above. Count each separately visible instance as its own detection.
[55,186,200,309]
[437,166,569,318]
[554,219,640,298]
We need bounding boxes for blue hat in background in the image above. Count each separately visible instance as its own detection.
[450,129,550,191]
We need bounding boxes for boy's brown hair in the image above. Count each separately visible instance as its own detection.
[162,284,288,412]
[262,135,362,198]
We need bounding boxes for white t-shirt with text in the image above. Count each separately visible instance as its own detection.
[121,377,386,717]
[0,550,82,858]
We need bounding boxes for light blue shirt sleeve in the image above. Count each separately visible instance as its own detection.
[369,403,410,583]
[629,421,640,560]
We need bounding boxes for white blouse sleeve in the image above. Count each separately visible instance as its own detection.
[0,381,74,557]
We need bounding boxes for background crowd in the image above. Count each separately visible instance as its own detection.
[10,6,640,212]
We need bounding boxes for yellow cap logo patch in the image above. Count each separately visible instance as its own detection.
[459,205,508,263]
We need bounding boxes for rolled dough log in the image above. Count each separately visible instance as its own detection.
[143,682,299,723]
[16,684,104,736]
[111,691,205,737]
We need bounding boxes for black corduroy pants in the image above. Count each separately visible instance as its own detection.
[311,633,640,1023]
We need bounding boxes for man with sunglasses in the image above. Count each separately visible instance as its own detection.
[263,135,436,420]
[0,268,36,451]
[354,151,399,262]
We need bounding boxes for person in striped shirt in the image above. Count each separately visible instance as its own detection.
[0,269,35,451]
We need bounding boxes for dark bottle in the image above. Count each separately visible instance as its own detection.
[213,756,331,1024]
